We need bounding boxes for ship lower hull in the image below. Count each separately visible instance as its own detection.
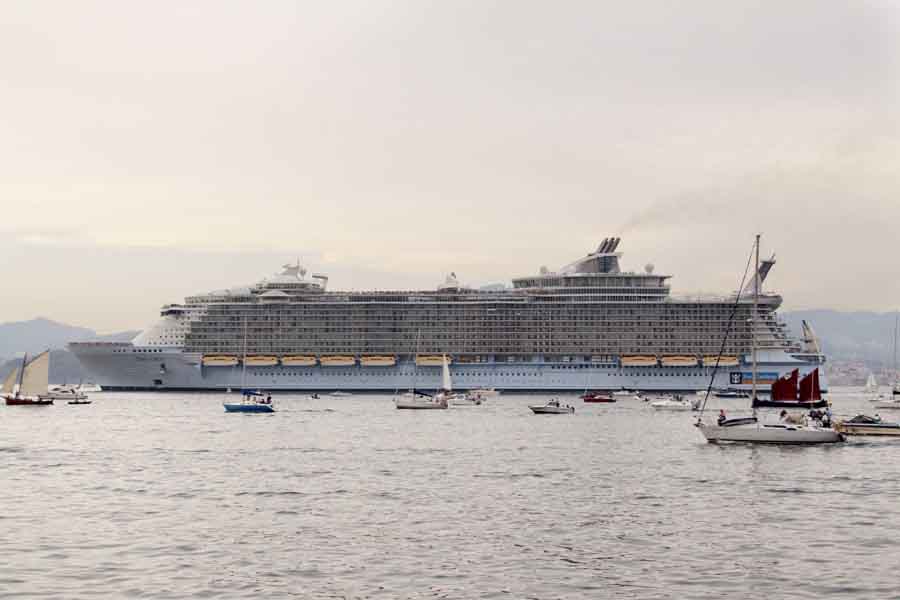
[70,344,829,393]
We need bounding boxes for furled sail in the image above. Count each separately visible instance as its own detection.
[798,369,822,403]
[19,351,49,397]
[771,369,799,401]
[442,354,452,392]
[1,367,19,394]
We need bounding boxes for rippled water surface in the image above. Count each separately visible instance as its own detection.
[2,389,899,599]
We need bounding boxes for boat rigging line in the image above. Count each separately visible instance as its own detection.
[696,239,758,418]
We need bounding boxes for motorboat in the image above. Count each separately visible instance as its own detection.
[650,395,698,411]
[40,384,89,402]
[581,391,616,403]
[329,391,353,397]
[467,388,499,398]
[695,235,843,445]
[3,351,54,406]
[224,390,275,413]
[612,388,637,398]
[714,389,750,399]
[873,397,900,410]
[529,399,574,414]
[452,393,484,406]
[834,414,900,436]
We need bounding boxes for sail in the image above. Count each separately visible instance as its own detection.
[19,351,49,397]
[771,369,799,401]
[798,368,822,403]
[866,373,878,393]
[1,367,19,394]
[442,354,452,391]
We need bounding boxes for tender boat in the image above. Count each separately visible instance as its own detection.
[695,235,843,445]
[529,399,574,414]
[223,390,275,413]
[834,414,900,436]
[650,395,698,411]
[3,351,54,406]
[581,391,616,403]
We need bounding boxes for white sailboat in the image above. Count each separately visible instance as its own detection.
[864,373,879,394]
[395,342,450,410]
[696,235,843,444]
[4,351,54,406]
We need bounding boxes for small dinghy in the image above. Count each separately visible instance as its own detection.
[834,414,900,436]
[67,399,93,405]
[529,399,574,414]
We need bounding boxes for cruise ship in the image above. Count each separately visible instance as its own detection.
[69,238,827,392]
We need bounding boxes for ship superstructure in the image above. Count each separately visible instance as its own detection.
[70,238,826,392]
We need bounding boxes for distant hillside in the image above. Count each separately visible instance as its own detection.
[782,310,899,366]
[0,318,139,384]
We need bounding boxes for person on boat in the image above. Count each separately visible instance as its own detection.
[717,409,727,426]
[822,406,832,427]
[779,410,789,422]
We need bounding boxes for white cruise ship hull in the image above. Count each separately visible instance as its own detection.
[69,343,828,393]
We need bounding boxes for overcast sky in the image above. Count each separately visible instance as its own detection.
[1,1,898,331]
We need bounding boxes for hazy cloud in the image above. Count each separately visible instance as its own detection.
[0,0,898,329]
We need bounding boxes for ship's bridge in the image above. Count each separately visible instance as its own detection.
[511,237,671,297]
[254,262,328,295]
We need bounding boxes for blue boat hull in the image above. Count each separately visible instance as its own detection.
[223,403,274,413]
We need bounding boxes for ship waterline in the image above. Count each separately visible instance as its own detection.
[69,238,827,392]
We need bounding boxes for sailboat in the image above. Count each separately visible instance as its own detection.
[751,368,828,410]
[224,320,275,413]
[395,351,450,409]
[864,373,879,395]
[580,368,615,402]
[3,351,54,406]
[696,235,843,444]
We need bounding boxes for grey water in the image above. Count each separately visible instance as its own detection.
[1,389,898,599]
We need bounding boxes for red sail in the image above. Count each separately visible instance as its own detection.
[771,369,799,401]
[799,369,822,402]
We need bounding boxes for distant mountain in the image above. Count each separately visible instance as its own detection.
[0,318,139,384]
[782,310,899,366]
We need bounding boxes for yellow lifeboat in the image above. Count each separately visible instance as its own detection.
[202,355,239,367]
[281,355,317,366]
[244,355,279,367]
[416,355,450,366]
[360,355,396,367]
[702,355,740,367]
[620,355,658,367]
[320,355,356,366]
[661,356,699,367]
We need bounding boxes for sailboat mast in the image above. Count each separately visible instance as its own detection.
[15,353,28,398]
[240,318,248,391]
[752,234,760,402]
